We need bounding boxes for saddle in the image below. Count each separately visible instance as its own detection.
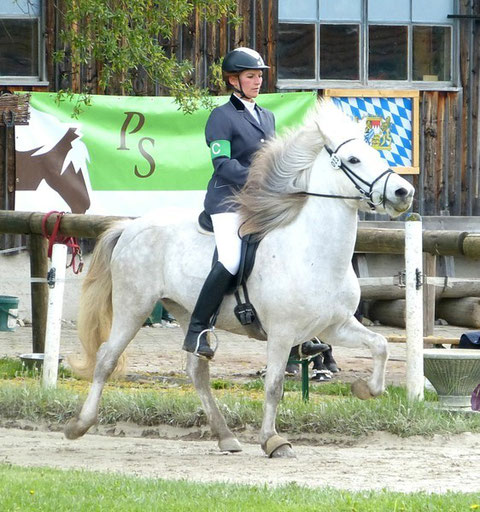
[198,211,267,340]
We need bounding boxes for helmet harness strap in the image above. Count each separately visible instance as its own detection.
[233,75,251,100]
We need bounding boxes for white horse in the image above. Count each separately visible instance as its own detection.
[65,99,414,457]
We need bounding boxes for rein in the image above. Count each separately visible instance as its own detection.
[297,138,394,211]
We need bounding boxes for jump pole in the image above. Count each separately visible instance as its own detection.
[42,244,67,389]
[404,213,424,401]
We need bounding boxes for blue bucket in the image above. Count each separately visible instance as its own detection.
[0,295,19,331]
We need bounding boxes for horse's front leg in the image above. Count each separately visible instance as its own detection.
[260,337,296,458]
[186,354,242,452]
[322,316,388,398]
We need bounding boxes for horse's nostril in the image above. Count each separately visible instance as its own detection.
[395,187,409,198]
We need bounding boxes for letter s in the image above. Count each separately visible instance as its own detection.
[134,137,155,178]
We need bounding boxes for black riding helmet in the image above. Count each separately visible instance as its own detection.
[222,47,270,72]
[222,48,269,99]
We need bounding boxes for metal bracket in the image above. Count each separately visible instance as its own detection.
[415,268,423,290]
[47,267,56,288]
[395,270,406,288]
[2,110,15,128]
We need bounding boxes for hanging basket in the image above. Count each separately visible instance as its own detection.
[0,92,31,125]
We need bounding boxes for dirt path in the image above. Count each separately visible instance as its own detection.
[1,323,467,384]
[1,424,480,493]
[1,323,479,493]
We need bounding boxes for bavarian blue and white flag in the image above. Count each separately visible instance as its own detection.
[332,96,413,170]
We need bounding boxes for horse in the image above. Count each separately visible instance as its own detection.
[15,106,92,214]
[64,99,414,457]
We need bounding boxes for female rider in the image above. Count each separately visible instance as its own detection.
[182,47,274,359]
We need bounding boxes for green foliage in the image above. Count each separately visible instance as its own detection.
[54,89,92,119]
[211,378,235,390]
[0,357,72,380]
[242,378,352,396]
[1,464,478,512]
[0,357,24,379]
[55,0,240,114]
[1,378,480,437]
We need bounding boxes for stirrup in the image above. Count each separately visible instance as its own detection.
[192,327,219,360]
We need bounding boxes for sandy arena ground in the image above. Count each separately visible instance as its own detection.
[2,322,480,494]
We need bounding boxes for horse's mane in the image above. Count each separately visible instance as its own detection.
[233,99,362,240]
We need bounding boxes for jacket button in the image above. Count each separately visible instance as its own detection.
[260,138,265,143]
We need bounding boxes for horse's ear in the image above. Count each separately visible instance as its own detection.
[357,116,367,136]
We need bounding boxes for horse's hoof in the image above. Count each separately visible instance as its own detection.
[64,418,89,440]
[270,444,296,458]
[264,434,294,458]
[219,437,242,453]
[351,379,374,400]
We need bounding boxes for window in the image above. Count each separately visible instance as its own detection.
[0,0,46,84]
[277,0,456,89]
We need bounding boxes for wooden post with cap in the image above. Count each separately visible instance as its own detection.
[405,213,425,402]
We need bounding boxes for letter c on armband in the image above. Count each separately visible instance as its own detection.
[210,140,231,160]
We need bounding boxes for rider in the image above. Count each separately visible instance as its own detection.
[182,47,329,361]
[182,47,274,359]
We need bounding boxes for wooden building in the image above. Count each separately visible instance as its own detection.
[1,0,479,224]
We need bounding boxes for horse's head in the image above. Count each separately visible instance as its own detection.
[312,100,414,218]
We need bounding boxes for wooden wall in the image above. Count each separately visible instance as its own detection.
[1,0,480,229]
[50,0,277,96]
[411,0,480,217]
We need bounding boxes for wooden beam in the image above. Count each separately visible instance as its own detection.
[387,335,460,345]
[0,211,129,238]
[423,253,436,336]
[437,297,480,329]
[29,234,48,353]
[1,211,480,258]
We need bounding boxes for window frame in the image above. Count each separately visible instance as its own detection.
[276,0,459,91]
[0,0,48,86]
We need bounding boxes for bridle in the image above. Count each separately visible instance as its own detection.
[297,138,395,211]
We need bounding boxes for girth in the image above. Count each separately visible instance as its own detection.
[198,211,267,340]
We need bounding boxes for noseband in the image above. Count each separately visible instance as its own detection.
[299,138,394,211]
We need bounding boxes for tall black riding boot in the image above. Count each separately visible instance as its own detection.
[182,262,235,359]
[289,337,329,360]
[323,345,340,373]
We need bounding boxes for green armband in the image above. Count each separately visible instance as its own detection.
[210,140,231,159]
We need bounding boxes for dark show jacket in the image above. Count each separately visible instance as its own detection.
[204,94,275,215]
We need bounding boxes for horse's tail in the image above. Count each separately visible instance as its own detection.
[69,221,130,380]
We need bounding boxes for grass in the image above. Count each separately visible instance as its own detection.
[0,356,72,380]
[1,357,480,437]
[1,464,479,512]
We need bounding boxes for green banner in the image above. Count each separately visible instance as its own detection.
[27,91,317,192]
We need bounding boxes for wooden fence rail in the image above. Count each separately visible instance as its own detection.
[2,210,480,257]
[2,209,480,351]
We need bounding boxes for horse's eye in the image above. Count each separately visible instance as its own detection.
[348,157,360,164]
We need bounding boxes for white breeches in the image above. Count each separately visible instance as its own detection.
[211,212,242,275]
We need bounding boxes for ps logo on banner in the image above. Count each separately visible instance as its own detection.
[117,112,155,178]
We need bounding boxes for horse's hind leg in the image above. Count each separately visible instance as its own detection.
[186,354,242,452]
[322,317,388,398]
[65,316,145,440]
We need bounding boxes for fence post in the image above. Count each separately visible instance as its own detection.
[405,213,425,402]
[29,234,48,353]
[42,244,67,389]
